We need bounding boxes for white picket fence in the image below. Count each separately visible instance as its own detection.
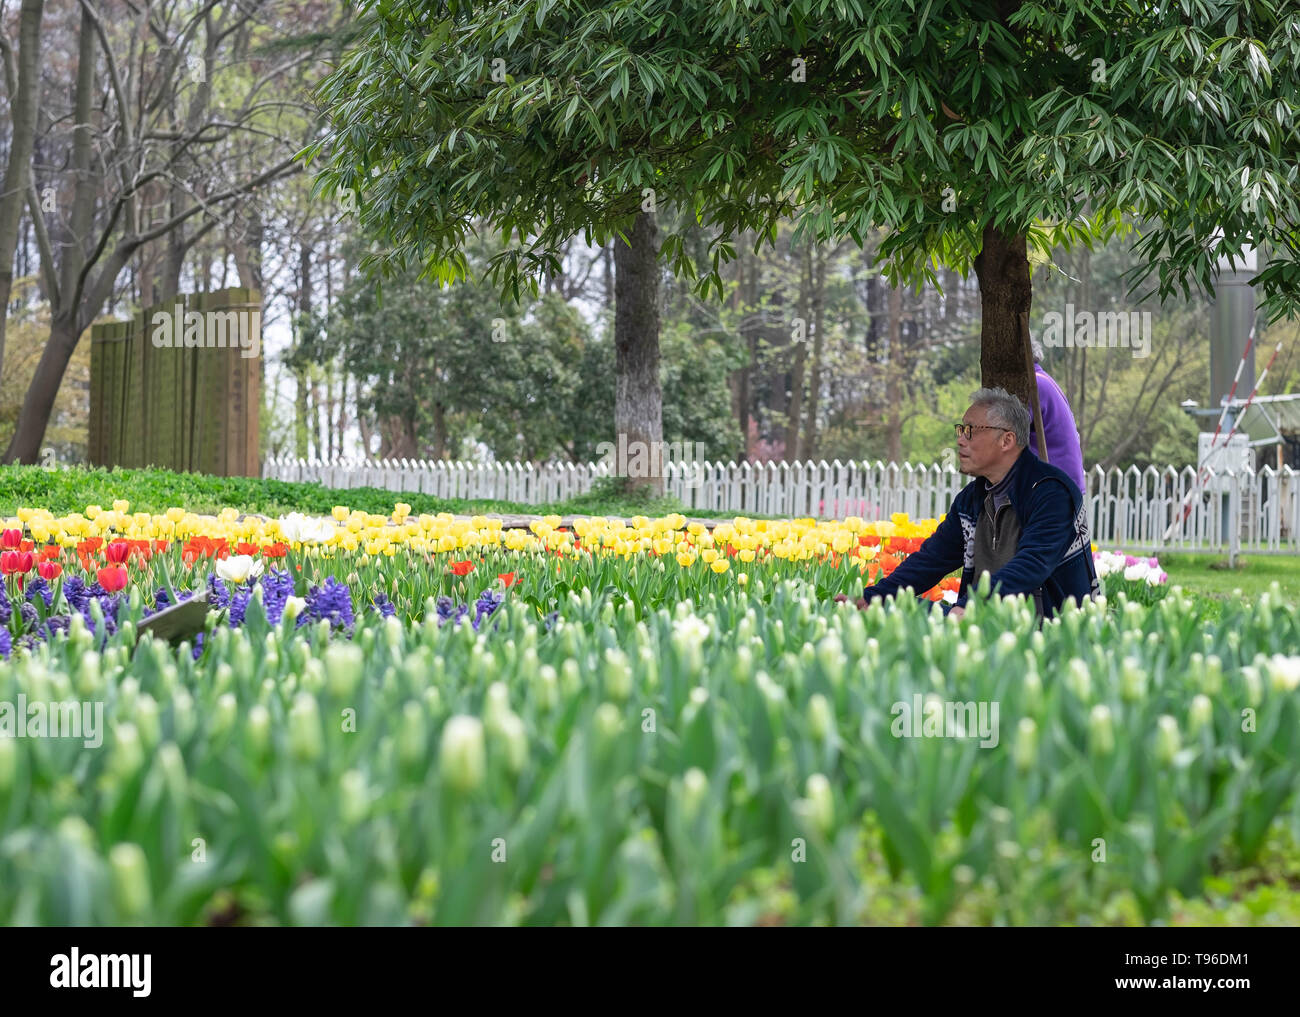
[261,455,1300,554]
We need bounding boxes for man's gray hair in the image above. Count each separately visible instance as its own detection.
[1029,331,1044,362]
[970,387,1031,448]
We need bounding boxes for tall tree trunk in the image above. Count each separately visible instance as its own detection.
[804,244,827,459]
[4,3,93,465]
[294,242,312,459]
[886,282,903,463]
[786,244,810,460]
[613,210,663,493]
[0,0,45,385]
[433,400,448,459]
[972,223,1035,409]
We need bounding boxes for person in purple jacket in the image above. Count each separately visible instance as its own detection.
[1028,335,1087,497]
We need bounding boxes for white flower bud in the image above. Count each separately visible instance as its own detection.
[1189,694,1213,736]
[324,643,364,699]
[439,715,486,793]
[109,842,152,919]
[803,773,834,834]
[1014,718,1038,773]
[288,693,323,762]
[1088,704,1115,756]
[1155,714,1180,766]
[808,693,833,742]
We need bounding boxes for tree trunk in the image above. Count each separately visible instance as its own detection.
[613,209,663,493]
[4,314,78,463]
[0,0,44,386]
[786,244,810,460]
[4,4,93,465]
[804,243,827,458]
[972,223,1035,409]
[433,401,448,459]
[886,282,903,463]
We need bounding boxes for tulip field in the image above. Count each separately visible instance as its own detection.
[2,498,1299,925]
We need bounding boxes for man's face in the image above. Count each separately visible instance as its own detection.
[956,405,1015,477]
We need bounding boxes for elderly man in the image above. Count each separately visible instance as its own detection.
[842,387,1098,620]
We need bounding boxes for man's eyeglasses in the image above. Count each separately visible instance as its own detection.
[953,423,1009,440]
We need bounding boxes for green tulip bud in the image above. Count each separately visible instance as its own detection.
[109,843,152,919]
[802,773,834,834]
[679,767,708,820]
[533,665,558,712]
[602,647,632,701]
[325,643,364,699]
[58,815,96,851]
[1120,657,1147,702]
[383,615,402,651]
[495,712,528,774]
[561,659,581,697]
[1014,717,1038,772]
[171,688,195,742]
[156,742,186,801]
[1088,704,1115,756]
[213,662,233,695]
[75,651,102,697]
[288,693,323,762]
[816,633,846,688]
[1189,694,1213,737]
[1155,714,1180,766]
[68,611,91,653]
[135,695,160,749]
[639,644,659,690]
[1202,655,1223,695]
[117,677,140,715]
[1066,659,1092,702]
[110,723,144,778]
[731,644,753,686]
[1022,667,1042,713]
[808,693,834,742]
[1241,666,1262,707]
[439,715,486,793]
[339,769,369,825]
[247,704,271,758]
[231,636,254,680]
[593,702,622,743]
[483,682,511,731]
[398,701,426,766]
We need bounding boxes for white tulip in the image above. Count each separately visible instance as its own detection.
[215,554,264,584]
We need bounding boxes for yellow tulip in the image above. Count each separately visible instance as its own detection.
[711,559,730,574]
[676,552,695,567]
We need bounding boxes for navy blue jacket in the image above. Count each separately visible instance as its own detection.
[863,448,1099,619]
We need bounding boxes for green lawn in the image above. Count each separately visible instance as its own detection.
[0,464,761,520]
[1159,552,1300,601]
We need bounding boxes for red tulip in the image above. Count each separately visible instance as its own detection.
[37,544,61,561]
[104,540,131,564]
[0,528,20,549]
[1,550,33,575]
[18,539,34,553]
[38,561,63,581]
[450,560,473,576]
[497,572,517,588]
[97,565,128,593]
